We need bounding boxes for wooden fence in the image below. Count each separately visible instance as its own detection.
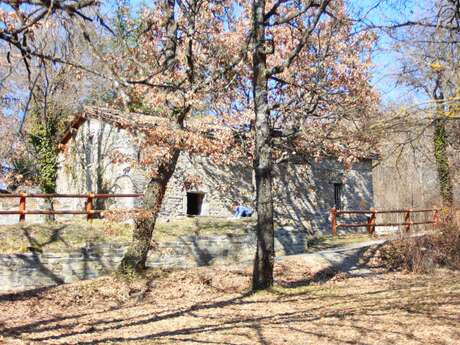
[0,193,143,223]
[330,207,442,237]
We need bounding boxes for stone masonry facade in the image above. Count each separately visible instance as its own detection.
[54,112,374,234]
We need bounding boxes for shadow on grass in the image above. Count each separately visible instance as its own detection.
[21,225,70,252]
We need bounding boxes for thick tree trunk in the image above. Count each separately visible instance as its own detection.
[252,0,275,291]
[433,83,454,207]
[119,149,180,272]
[433,118,453,206]
[119,0,180,273]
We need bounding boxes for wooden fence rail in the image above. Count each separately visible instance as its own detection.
[330,207,441,237]
[0,193,143,223]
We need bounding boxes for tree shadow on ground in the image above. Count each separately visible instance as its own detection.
[9,280,457,345]
[0,224,119,289]
[20,225,69,252]
[2,252,459,345]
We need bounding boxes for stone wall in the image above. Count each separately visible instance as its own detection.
[0,228,308,293]
[159,155,253,218]
[53,117,374,234]
[55,118,251,219]
[273,158,374,235]
[55,118,141,216]
[373,121,460,215]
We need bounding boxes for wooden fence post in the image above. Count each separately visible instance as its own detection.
[404,209,412,232]
[367,208,376,236]
[433,208,441,228]
[86,192,94,223]
[19,192,26,223]
[331,208,337,237]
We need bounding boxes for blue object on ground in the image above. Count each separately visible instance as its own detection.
[234,206,253,218]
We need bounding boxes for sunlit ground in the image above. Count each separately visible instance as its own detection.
[1,261,459,344]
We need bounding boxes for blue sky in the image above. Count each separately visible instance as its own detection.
[0,0,428,115]
[105,0,434,105]
[349,0,430,104]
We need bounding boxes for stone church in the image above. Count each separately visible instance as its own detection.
[56,107,375,235]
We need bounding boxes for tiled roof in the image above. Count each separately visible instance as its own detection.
[60,106,167,145]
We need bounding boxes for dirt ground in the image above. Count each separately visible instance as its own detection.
[1,260,459,345]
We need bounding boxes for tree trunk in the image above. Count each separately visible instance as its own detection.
[45,197,55,223]
[433,82,453,207]
[252,0,275,291]
[119,149,180,272]
[119,0,180,273]
[433,118,453,206]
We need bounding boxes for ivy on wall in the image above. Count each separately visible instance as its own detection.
[28,113,61,193]
[433,118,453,206]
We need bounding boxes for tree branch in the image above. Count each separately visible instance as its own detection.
[267,0,331,76]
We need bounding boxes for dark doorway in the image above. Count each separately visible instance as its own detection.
[334,183,343,210]
[186,192,205,216]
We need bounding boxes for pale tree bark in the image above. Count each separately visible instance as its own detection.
[251,0,275,291]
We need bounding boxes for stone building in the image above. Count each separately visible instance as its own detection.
[56,107,375,235]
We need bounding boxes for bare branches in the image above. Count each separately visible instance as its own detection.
[264,0,289,21]
[369,20,459,33]
[267,1,324,26]
[0,0,98,81]
[268,0,331,76]
[0,0,96,38]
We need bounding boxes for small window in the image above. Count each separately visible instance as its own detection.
[334,183,343,210]
[186,192,205,216]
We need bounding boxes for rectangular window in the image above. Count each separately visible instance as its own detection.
[334,183,343,210]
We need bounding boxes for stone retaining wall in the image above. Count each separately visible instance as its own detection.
[0,229,308,293]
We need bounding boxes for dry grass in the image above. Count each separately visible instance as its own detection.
[0,260,459,345]
[0,217,377,254]
[305,233,376,252]
[0,217,254,253]
[154,216,254,241]
[370,223,460,273]
[0,220,132,253]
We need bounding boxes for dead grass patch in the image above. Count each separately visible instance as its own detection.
[1,260,459,345]
[0,217,254,253]
[368,223,460,273]
[0,217,380,254]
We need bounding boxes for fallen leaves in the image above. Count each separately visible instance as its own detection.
[1,260,459,344]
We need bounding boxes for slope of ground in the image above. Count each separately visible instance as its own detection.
[0,217,373,253]
[0,218,253,253]
[1,259,459,345]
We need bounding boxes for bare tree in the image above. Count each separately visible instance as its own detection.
[382,0,460,206]
[248,0,377,290]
